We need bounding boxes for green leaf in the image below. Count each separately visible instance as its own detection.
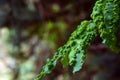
[73,52,86,73]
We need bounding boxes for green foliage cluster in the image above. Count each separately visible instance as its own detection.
[35,0,120,79]
[91,0,120,53]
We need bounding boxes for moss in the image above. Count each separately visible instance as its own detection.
[35,0,120,79]
[91,0,120,53]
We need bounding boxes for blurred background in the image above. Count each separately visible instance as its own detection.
[0,0,120,80]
